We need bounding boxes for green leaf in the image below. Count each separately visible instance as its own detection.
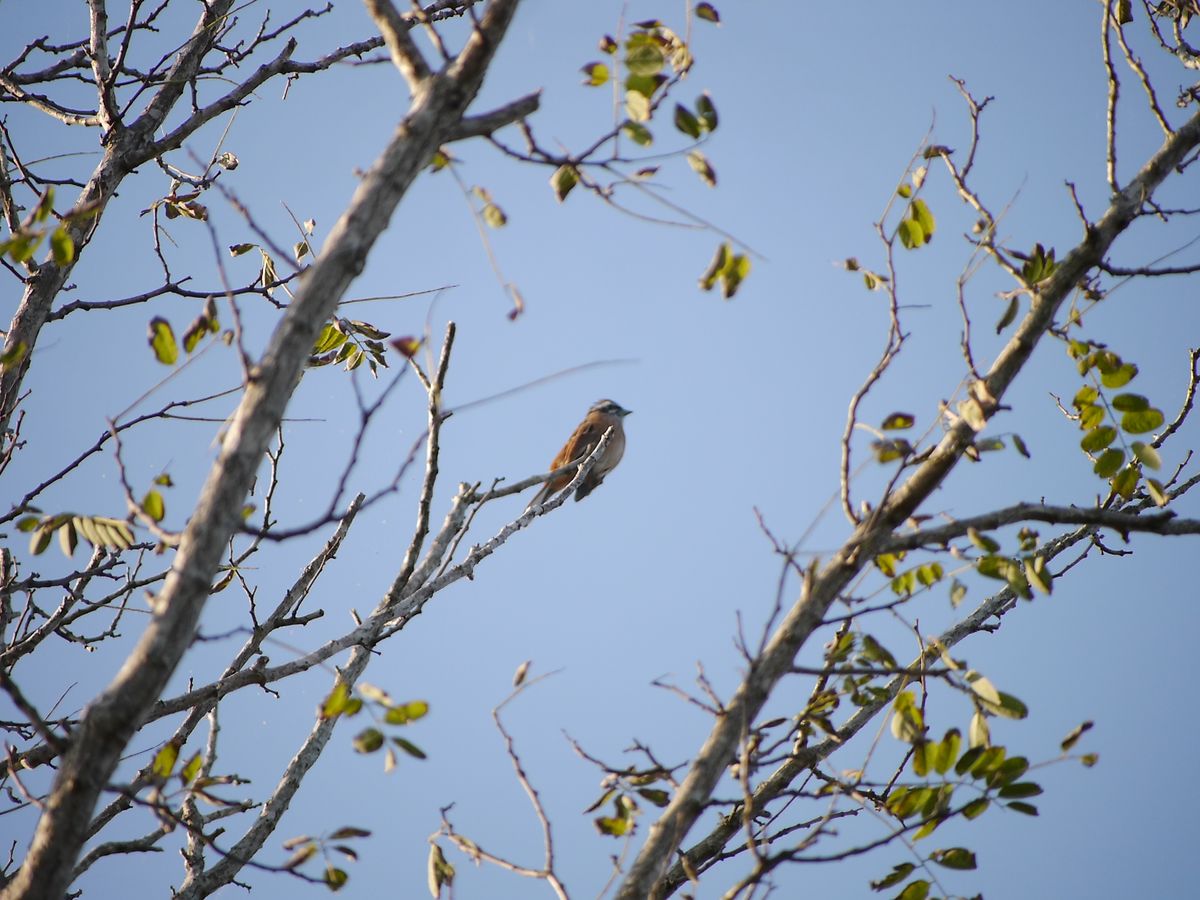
[0,340,27,371]
[870,863,915,891]
[881,412,915,430]
[622,120,653,146]
[1131,441,1162,470]
[32,188,55,223]
[998,781,1043,799]
[1074,384,1100,407]
[625,72,665,99]
[428,844,455,898]
[321,683,353,719]
[383,700,430,725]
[933,729,960,774]
[1061,720,1094,752]
[56,520,77,556]
[1021,243,1056,282]
[674,104,702,139]
[872,438,912,463]
[141,490,166,523]
[967,528,1000,553]
[969,746,1006,778]
[324,865,348,891]
[931,847,977,870]
[1012,433,1031,458]
[391,736,428,759]
[1080,404,1105,430]
[550,165,579,202]
[721,253,750,299]
[912,816,944,842]
[353,728,384,753]
[962,797,989,820]
[912,741,930,778]
[1093,448,1125,478]
[911,199,935,237]
[580,62,609,86]
[595,814,633,836]
[1006,800,1039,816]
[1101,363,1138,387]
[696,92,718,131]
[50,226,74,266]
[897,880,930,900]
[966,672,1001,707]
[699,243,729,291]
[686,150,716,187]
[968,710,990,748]
[1080,426,1117,453]
[897,218,925,249]
[695,2,720,23]
[1111,393,1149,412]
[147,317,178,365]
[891,690,923,743]
[995,691,1029,719]
[482,203,507,228]
[1024,556,1053,595]
[625,41,665,77]
[229,242,257,256]
[916,562,943,587]
[1121,407,1164,434]
[625,90,651,122]
[636,787,670,807]
[1112,465,1139,499]
[949,578,967,607]
[1146,478,1169,506]
[180,752,203,786]
[3,230,44,263]
[152,741,180,778]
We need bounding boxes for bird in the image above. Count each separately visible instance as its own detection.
[526,399,632,510]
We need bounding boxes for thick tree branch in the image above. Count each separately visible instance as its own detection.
[615,100,1200,900]
[883,503,1199,551]
[2,1,522,896]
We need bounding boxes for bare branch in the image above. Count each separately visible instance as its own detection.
[884,503,1199,552]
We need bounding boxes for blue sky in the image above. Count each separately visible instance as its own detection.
[3,1,1199,898]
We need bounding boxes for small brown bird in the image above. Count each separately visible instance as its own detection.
[526,399,632,509]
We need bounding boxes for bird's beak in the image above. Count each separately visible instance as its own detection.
[621,408,633,417]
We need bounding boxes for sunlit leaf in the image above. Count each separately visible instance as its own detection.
[1146,478,1169,506]
[353,728,384,753]
[581,62,609,86]
[674,104,702,139]
[1121,407,1164,434]
[881,412,915,430]
[428,843,455,898]
[550,165,579,202]
[930,847,977,870]
[391,736,427,759]
[324,865,348,891]
[696,92,718,131]
[148,317,178,365]
[153,741,180,778]
[686,150,717,187]
[50,225,74,266]
[1093,448,1125,478]
[141,490,166,523]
